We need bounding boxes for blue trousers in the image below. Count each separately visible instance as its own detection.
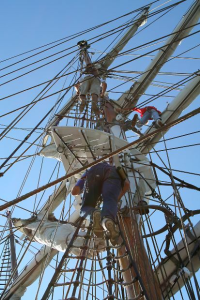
[137,109,161,128]
[80,163,122,221]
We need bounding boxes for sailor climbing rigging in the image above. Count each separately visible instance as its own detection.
[71,162,130,245]
[117,105,163,129]
[76,40,107,116]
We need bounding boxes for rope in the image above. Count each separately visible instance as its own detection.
[1,105,199,211]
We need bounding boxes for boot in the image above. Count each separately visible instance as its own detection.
[102,217,120,246]
[93,210,104,238]
[131,114,138,127]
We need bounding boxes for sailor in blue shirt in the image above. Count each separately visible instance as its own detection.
[71,162,130,245]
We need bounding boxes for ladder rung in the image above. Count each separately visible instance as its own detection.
[0,280,8,281]
[0,271,11,272]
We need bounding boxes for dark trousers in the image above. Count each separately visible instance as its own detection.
[80,163,121,221]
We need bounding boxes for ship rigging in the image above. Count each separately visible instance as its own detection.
[0,1,200,299]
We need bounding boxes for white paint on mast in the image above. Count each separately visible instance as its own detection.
[101,6,150,70]
[117,0,200,108]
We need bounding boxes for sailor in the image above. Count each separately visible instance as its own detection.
[102,96,117,124]
[94,94,117,132]
[77,63,107,116]
[96,96,142,135]
[117,105,163,129]
[71,162,130,245]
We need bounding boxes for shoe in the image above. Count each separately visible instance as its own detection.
[102,217,120,246]
[156,119,163,127]
[93,210,104,238]
[92,101,100,116]
[137,200,149,215]
[131,114,138,127]
[79,99,86,112]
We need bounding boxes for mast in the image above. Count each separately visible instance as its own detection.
[117,0,200,108]
[67,36,163,299]
[100,6,149,70]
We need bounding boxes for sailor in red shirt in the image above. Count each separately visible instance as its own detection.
[132,106,161,117]
[132,106,163,128]
[117,106,163,129]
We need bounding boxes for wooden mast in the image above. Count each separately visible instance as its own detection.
[118,215,162,299]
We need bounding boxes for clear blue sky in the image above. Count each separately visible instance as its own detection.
[0,0,200,299]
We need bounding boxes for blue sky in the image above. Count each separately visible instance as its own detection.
[0,0,200,299]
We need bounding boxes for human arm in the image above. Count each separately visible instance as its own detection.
[71,185,82,196]
[71,173,86,196]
